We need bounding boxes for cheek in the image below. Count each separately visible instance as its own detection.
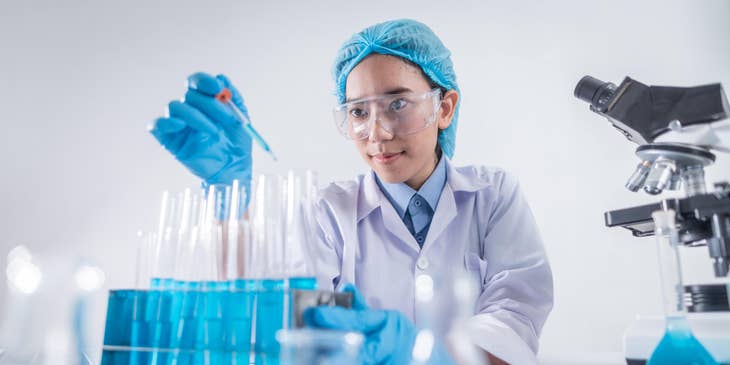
[404,129,438,156]
[354,141,369,157]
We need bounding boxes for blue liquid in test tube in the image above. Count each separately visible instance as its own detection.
[176,281,201,365]
[101,290,139,365]
[289,277,317,290]
[189,281,229,365]
[140,278,176,365]
[224,279,257,365]
[255,279,285,365]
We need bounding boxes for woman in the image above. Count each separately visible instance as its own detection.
[151,19,552,365]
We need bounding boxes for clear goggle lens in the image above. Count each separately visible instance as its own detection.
[333,89,441,140]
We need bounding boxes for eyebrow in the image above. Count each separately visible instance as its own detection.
[345,87,414,103]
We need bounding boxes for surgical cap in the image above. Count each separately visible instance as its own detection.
[332,19,461,158]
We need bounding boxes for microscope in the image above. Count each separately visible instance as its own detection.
[574,76,730,364]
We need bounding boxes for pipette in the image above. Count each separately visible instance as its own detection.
[216,88,278,161]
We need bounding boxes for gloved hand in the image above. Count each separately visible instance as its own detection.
[150,72,252,199]
[303,284,456,365]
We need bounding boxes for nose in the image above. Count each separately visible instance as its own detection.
[367,110,395,142]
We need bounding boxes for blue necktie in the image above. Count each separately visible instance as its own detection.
[403,194,433,247]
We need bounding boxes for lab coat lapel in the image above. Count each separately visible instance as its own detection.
[381,198,422,254]
[422,182,456,251]
[361,171,422,254]
[421,158,485,251]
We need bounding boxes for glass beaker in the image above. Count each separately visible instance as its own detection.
[276,329,363,365]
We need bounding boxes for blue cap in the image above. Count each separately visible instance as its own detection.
[332,19,460,158]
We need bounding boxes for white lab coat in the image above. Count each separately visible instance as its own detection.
[310,158,553,364]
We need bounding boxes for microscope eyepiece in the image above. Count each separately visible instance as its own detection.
[574,75,617,113]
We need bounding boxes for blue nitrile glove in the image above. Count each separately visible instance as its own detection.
[303,284,456,365]
[150,72,252,200]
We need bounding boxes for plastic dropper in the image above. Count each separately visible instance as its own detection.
[216,88,278,161]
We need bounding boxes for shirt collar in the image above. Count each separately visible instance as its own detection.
[374,155,447,219]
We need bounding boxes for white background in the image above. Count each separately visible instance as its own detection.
[1,0,729,362]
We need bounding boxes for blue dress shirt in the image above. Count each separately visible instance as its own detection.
[375,156,447,246]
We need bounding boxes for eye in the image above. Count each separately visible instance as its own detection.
[349,107,368,120]
[389,98,408,112]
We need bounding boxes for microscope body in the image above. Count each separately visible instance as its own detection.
[575,75,730,278]
[575,76,730,364]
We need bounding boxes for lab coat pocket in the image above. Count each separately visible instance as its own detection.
[464,252,488,287]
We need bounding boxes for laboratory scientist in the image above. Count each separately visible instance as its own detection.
[150,19,553,365]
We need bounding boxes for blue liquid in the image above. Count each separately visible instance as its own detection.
[191,281,228,364]
[255,279,285,365]
[101,290,139,365]
[289,277,317,290]
[150,277,175,290]
[102,290,135,347]
[101,278,298,365]
[142,278,177,364]
[224,279,256,364]
[167,282,186,350]
[176,282,200,365]
[647,316,719,365]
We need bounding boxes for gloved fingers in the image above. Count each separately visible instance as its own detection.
[184,89,253,156]
[222,124,252,157]
[167,101,219,135]
[340,283,369,310]
[187,73,252,151]
[303,306,386,333]
[187,72,224,97]
[149,117,191,155]
[184,88,240,128]
[150,116,186,135]
[216,74,249,116]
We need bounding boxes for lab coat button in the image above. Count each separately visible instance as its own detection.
[416,257,429,270]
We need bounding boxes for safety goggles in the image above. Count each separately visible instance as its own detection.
[333,89,442,140]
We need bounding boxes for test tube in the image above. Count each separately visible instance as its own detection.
[102,234,154,365]
[284,170,319,290]
[170,189,192,286]
[141,192,186,364]
[251,174,287,279]
[134,231,155,290]
[218,180,257,363]
[249,173,287,364]
[176,193,205,364]
[192,185,230,363]
[153,191,186,289]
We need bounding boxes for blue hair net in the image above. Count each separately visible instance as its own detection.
[332,19,460,158]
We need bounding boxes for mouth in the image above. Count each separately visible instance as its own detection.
[370,151,404,164]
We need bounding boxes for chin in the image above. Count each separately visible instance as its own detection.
[370,166,407,183]
[362,152,410,183]
[376,173,405,183]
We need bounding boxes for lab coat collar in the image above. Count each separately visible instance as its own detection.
[445,157,491,193]
[358,170,384,222]
[357,157,490,222]
[374,155,447,219]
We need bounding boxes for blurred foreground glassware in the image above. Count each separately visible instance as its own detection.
[276,329,363,365]
[0,245,104,365]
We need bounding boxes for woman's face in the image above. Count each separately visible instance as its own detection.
[345,54,455,189]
